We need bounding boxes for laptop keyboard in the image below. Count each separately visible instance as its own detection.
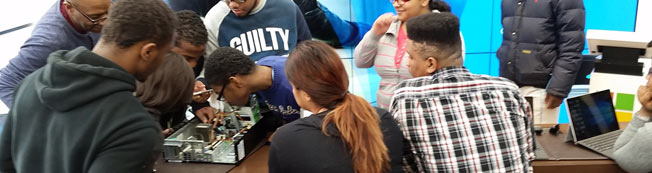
[578,130,623,153]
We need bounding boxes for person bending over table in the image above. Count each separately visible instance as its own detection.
[268,40,403,173]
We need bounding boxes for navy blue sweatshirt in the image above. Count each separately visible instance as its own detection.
[256,56,301,122]
[204,0,311,61]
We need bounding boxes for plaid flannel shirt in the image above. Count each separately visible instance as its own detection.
[390,66,534,172]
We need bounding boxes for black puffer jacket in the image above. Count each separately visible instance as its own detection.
[497,0,585,98]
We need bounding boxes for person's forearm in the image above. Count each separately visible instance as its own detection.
[612,114,652,173]
[614,113,648,150]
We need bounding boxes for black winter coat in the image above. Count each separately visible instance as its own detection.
[497,0,585,98]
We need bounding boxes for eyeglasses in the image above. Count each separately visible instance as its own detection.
[222,0,246,3]
[391,0,410,5]
[65,0,107,25]
[216,83,227,101]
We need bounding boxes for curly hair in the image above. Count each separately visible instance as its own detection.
[286,40,390,173]
[100,0,177,49]
[204,47,255,86]
[175,10,208,46]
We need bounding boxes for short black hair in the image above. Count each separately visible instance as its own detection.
[429,0,451,12]
[406,12,461,59]
[101,0,177,49]
[205,47,255,86]
[407,12,460,46]
[175,10,208,46]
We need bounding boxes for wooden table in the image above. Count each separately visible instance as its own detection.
[531,123,626,173]
[156,123,628,173]
[229,145,270,173]
[153,144,270,173]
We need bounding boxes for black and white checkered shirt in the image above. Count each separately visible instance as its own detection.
[390,66,534,172]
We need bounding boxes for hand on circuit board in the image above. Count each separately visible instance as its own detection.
[212,112,227,129]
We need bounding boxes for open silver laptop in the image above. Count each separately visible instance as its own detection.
[566,89,622,159]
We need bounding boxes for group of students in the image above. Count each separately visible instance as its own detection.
[0,0,651,172]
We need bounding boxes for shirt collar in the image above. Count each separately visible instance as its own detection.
[249,0,266,15]
[430,66,470,79]
[385,19,402,36]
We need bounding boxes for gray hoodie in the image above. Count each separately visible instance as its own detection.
[613,114,652,173]
[0,47,162,173]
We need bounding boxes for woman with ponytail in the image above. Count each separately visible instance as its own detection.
[353,0,464,109]
[268,40,403,173]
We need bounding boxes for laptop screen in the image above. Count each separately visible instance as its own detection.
[566,89,620,141]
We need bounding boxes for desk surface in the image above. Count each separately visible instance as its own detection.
[532,123,626,173]
[154,144,270,173]
[155,123,628,173]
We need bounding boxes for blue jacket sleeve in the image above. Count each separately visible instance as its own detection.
[321,3,371,48]
[294,5,312,42]
[0,35,62,107]
[546,0,585,98]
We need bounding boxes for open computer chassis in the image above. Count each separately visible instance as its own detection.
[162,105,260,164]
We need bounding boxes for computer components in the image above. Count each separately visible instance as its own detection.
[162,106,258,164]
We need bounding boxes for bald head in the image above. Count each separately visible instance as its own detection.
[63,0,111,33]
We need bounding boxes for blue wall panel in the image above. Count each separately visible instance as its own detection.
[321,0,639,123]
[460,0,493,53]
[490,53,500,76]
[464,54,491,75]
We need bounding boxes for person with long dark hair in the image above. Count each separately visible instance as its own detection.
[269,40,403,173]
[136,53,195,136]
